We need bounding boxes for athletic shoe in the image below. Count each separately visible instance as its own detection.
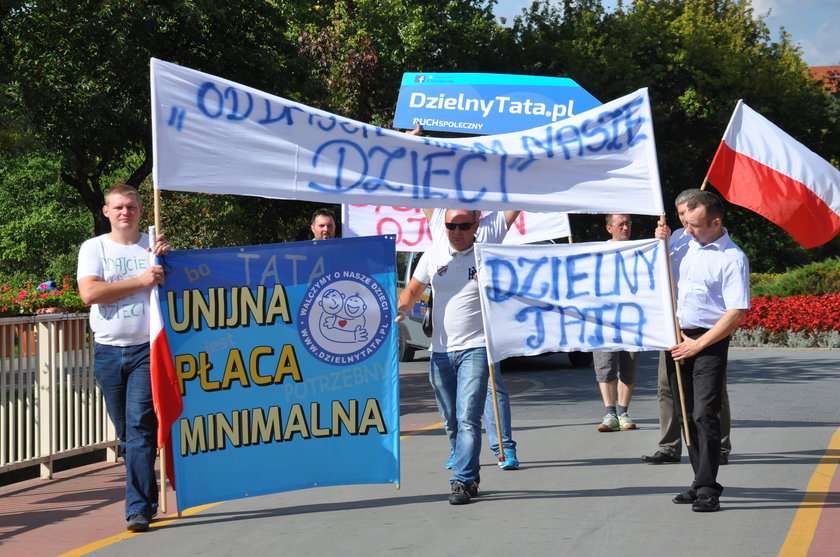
[444,450,454,469]
[448,480,479,505]
[498,449,520,470]
[597,413,620,432]
[618,413,637,430]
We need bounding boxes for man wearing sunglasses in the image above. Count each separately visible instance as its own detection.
[396,206,519,505]
[425,209,522,474]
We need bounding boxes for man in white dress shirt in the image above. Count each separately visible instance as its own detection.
[656,190,749,512]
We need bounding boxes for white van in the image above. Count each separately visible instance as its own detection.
[395,249,593,367]
[395,251,431,361]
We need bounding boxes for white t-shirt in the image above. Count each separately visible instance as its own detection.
[77,233,153,346]
[413,209,507,352]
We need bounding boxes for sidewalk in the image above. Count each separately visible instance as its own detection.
[1,348,838,557]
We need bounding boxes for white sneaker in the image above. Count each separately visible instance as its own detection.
[597,413,620,432]
[618,413,637,430]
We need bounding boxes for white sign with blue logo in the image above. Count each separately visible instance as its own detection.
[393,72,601,135]
[159,236,400,511]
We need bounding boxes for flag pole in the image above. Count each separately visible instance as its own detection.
[700,176,708,191]
[154,186,161,234]
[486,359,505,465]
[474,254,506,466]
[660,216,692,446]
[160,444,168,513]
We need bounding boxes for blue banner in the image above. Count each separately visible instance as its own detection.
[159,236,400,511]
[393,72,601,134]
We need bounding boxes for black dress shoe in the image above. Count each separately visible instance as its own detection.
[692,493,720,512]
[642,451,680,464]
[672,490,697,504]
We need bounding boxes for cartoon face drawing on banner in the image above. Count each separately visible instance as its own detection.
[298,273,391,365]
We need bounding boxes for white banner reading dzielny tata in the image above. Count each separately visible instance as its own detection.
[151,58,665,215]
[474,239,677,363]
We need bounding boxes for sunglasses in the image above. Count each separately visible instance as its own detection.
[444,222,475,231]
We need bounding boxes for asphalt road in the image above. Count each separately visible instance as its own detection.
[4,347,839,557]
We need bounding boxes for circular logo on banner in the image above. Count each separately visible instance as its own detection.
[298,272,391,366]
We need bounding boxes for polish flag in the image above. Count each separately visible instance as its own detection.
[149,245,183,488]
[706,101,840,248]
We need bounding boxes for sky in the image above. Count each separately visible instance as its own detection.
[494,0,840,67]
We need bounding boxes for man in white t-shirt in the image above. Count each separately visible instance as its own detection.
[425,208,520,471]
[77,184,171,532]
[396,207,518,504]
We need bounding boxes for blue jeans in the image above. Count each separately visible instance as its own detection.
[94,342,159,520]
[441,362,515,457]
[484,363,516,456]
[430,348,489,483]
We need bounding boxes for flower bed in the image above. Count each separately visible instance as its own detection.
[732,293,840,348]
[0,278,87,316]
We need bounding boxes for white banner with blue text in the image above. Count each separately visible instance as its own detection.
[341,205,571,251]
[474,239,677,362]
[151,58,665,215]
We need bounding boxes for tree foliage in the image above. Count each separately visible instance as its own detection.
[509,0,839,266]
[296,0,504,125]
[2,0,308,235]
[0,151,89,284]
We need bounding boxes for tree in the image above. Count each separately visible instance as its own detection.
[2,1,309,236]
[509,0,839,268]
[0,151,90,283]
[296,0,505,126]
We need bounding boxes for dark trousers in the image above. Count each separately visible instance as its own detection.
[665,329,729,497]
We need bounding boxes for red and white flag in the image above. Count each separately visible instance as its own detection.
[148,232,183,488]
[150,283,182,487]
[706,100,840,248]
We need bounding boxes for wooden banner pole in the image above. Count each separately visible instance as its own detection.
[660,215,692,446]
[487,361,505,465]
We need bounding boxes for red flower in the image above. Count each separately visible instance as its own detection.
[740,294,840,333]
